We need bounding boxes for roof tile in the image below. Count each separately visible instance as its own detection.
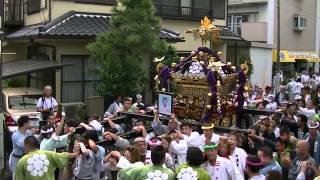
[7,11,185,42]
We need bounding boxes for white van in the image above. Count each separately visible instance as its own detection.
[2,88,43,133]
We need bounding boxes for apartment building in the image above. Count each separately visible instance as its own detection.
[228,0,319,87]
[1,0,244,103]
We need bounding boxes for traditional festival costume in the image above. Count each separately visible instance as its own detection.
[182,131,202,148]
[119,164,176,180]
[40,127,69,151]
[176,163,211,180]
[230,147,248,179]
[201,143,243,180]
[200,124,221,148]
[15,150,69,180]
[169,139,188,169]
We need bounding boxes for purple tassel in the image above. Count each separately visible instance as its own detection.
[159,67,170,90]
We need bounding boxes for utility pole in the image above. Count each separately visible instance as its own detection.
[274,0,281,94]
[276,0,280,72]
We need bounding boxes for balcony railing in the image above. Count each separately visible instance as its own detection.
[154,4,214,20]
[3,0,24,26]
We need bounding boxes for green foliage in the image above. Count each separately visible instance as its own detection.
[240,56,254,77]
[4,78,24,88]
[88,0,175,99]
[75,104,88,123]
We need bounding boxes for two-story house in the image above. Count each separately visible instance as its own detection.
[1,0,246,104]
[228,0,319,87]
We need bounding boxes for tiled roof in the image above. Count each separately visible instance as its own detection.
[3,59,71,79]
[7,11,185,42]
[218,27,243,40]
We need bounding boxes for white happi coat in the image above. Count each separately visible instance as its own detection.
[200,133,221,149]
[182,131,202,148]
[230,147,248,179]
[201,156,243,180]
[169,139,188,169]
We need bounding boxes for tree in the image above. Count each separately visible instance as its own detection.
[88,0,176,100]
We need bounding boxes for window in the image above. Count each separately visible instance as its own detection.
[294,16,307,31]
[211,0,226,19]
[8,95,40,110]
[27,0,40,14]
[61,55,100,103]
[27,0,44,15]
[228,14,249,35]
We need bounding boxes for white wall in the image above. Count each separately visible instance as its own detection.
[266,0,275,45]
[250,46,273,87]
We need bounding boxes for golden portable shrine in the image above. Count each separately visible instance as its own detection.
[154,17,248,127]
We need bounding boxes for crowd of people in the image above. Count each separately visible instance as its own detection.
[8,70,320,180]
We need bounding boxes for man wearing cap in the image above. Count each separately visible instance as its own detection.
[304,121,320,165]
[275,85,289,106]
[201,143,241,180]
[200,124,227,148]
[133,137,174,169]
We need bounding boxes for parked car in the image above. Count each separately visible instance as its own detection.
[3,88,43,133]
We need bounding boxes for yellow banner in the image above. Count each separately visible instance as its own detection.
[272,50,320,63]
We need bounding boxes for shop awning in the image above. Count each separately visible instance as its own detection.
[3,59,72,79]
[272,50,320,63]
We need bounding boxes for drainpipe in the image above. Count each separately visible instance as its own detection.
[48,0,52,22]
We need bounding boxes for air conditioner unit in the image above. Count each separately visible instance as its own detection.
[293,16,307,31]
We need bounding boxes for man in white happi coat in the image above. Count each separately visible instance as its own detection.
[201,143,243,180]
[200,124,227,149]
[228,131,248,179]
[180,123,202,149]
[168,130,188,169]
